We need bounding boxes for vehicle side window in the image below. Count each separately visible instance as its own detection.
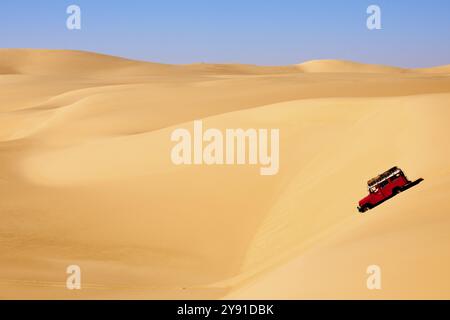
[379,180,389,188]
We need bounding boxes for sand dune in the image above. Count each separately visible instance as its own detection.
[0,49,174,76]
[416,64,450,74]
[296,59,408,73]
[0,49,449,299]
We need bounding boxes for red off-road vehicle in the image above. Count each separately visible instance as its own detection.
[357,167,415,213]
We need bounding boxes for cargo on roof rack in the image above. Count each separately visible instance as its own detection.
[367,166,402,187]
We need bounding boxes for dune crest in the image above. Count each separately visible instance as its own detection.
[416,64,450,73]
[2,49,446,76]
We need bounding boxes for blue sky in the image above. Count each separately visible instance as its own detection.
[1,0,449,67]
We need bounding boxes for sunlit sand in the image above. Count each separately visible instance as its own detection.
[1,49,449,299]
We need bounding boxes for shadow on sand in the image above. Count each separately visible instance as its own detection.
[368,178,424,211]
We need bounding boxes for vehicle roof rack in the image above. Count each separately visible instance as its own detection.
[367,167,402,187]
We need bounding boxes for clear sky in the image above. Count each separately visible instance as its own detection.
[1,0,449,67]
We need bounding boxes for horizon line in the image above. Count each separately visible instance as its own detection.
[1,47,449,70]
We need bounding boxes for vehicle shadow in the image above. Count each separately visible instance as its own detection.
[370,178,424,210]
[402,178,424,191]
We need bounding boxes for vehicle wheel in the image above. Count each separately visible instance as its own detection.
[392,188,400,195]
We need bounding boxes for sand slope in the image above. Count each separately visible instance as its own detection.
[0,49,449,299]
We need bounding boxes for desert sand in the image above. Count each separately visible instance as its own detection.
[0,49,449,299]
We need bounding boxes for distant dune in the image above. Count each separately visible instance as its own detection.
[296,59,409,73]
[0,49,300,77]
[416,64,450,74]
[0,49,449,299]
[0,49,177,76]
[1,49,446,76]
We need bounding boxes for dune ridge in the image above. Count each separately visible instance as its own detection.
[296,59,409,73]
[0,49,449,299]
[1,49,448,76]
